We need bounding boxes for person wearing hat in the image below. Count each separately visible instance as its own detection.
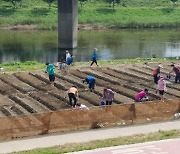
[90,48,99,68]
[103,87,115,105]
[156,76,167,100]
[169,64,180,83]
[65,50,71,62]
[152,63,163,84]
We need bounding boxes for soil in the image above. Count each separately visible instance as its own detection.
[0,62,179,117]
[0,24,108,30]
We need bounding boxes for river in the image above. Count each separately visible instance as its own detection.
[0,29,179,63]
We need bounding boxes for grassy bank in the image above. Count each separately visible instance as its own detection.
[0,58,179,72]
[0,0,180,30]
[16,129,180,154]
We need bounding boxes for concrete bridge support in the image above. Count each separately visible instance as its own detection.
[58,0,78,49]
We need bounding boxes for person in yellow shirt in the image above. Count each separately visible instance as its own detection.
[67,86,78,107]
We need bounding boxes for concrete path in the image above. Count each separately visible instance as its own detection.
[0,120,180,154]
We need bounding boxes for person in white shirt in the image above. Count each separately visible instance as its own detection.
[66,50,71,62]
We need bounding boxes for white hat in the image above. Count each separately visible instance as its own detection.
[94,48,97,51]
[158,64,163,68]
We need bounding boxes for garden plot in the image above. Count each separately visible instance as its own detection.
[78,68,142,100]
[31,71,94,107]
[0,73,35,93]
[70,70,133,104]
[0,62,179,118]
[121,67,180,98]
[131,65,180,91]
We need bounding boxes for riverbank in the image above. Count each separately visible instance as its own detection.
[0,58,179,72]
[0,0,180,30]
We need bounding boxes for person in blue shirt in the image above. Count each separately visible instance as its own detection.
[82,76,96,92]
[90,48,99,67]
[46,62,56,86]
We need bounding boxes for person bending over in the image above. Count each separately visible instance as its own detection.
[67,86,78,107]
[82,75,96,92]
[135,89,149,102]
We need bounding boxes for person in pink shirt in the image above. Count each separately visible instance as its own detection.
[135,89,149,102]
[103,87,115,105]
[156,76,167,100]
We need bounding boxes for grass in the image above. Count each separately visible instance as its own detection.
[15,129,180,154]
[0,58,179,72]
[0,61,45,72]
[0,0,180,30]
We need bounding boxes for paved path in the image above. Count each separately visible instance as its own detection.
[0,120,180,154]
[72,138,180,154]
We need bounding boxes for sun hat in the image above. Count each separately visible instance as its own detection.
[94,48,97,51]
[158,64,163,68]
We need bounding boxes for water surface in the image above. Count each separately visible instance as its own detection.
[0,29,179,63]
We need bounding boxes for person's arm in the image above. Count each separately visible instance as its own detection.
[164,81,167,91]
[76,90,79,98]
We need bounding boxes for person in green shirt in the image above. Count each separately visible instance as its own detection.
[46,62,56,86]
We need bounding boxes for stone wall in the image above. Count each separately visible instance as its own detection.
[0,99,179,140]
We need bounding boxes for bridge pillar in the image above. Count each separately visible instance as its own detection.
[58,0,78,49]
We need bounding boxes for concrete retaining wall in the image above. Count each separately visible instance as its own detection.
[0,99,179,140]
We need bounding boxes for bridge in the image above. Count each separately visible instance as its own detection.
[58,0,78,49]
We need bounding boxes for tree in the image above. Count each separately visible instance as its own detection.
[79,0,88,9]
[42,0,56,10]
[170,0,178,8]
[104,0,121,10]
[3,0,22,9]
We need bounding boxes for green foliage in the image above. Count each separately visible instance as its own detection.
[0,0,180,29]
[0,61,45,72]
[42,0,56,10]
[2,0,22,8]
[104,0,121,10]
[169,0,179,7]
[79,0,88,9]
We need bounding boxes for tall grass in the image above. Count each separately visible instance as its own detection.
[0,0,180,29]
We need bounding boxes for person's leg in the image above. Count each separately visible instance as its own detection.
[90,60,95,66]
[154,75,158,84]
[89,83,92,91]
[94,59,98,66]
[68,93,73,106]
[49,74,55,85]
[175,74,180,83]
[159,90,164,100]
[178,74,180,83]
[109,101,112,105]
[106,100,109,105]
[91,82,95,91]
[175,74,178,83]
[72,94,77,107]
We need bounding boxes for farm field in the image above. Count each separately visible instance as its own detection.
[0,62,179,117]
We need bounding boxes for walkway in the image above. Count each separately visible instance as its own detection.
[0,120,180,154]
